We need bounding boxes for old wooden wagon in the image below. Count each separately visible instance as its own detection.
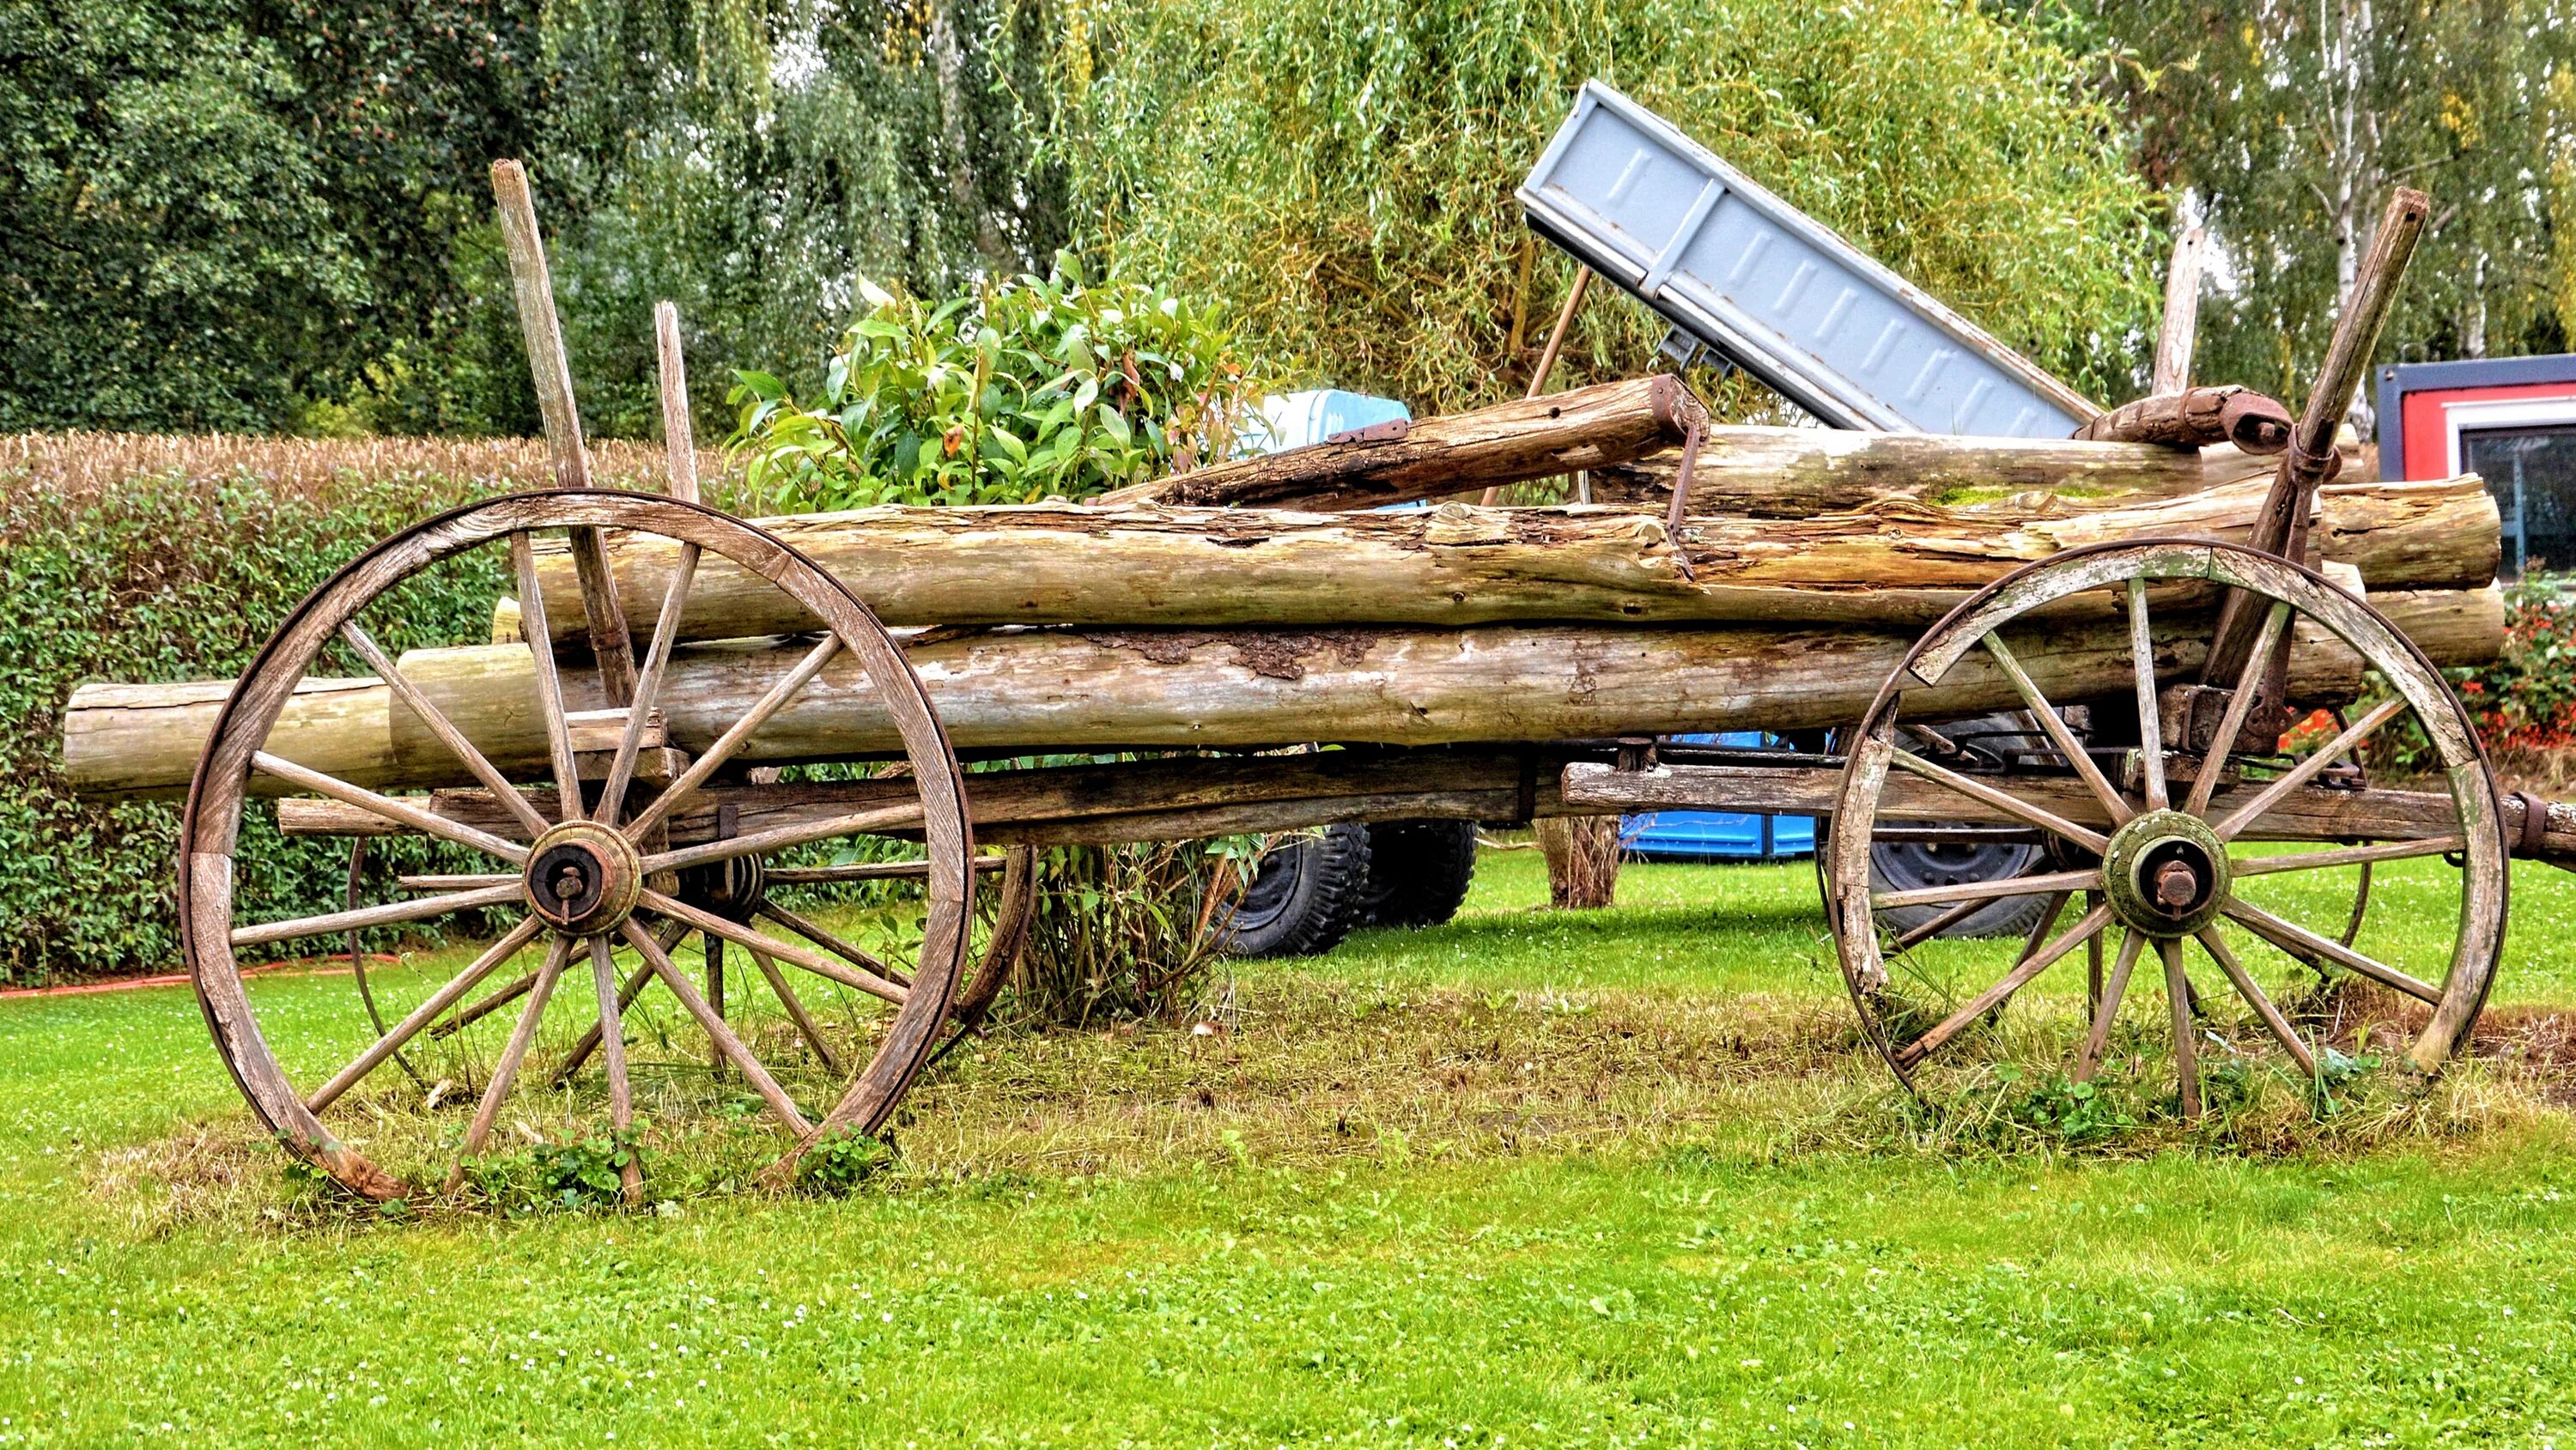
[58,173,2574,1200]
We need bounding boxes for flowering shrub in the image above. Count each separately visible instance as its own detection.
[2457,572,2576,750]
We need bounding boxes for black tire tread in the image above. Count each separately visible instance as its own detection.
[1358,819,1479,927]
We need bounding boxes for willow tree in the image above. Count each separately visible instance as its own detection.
[1036,0,2166,413]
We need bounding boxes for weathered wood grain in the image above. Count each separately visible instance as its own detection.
[525,476,2496,636]
[67,586,2499,800]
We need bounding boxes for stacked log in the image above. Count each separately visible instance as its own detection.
[58,379,2508,807]
[64,586,2499,800]
[528,475,2496,635]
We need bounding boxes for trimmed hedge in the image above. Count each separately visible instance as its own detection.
[0,465,512,982]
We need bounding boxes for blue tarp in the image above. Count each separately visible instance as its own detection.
[1619,732,1816,861]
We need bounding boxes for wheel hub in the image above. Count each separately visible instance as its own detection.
[2102,808,2229,937]
[524,821,643,935]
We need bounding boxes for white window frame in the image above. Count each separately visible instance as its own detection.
[2443,397,2576,475]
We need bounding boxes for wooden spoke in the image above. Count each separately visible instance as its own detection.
[597,541,702,828]
[446,933,572,1190]
[587,936,645,1203]
[2128,578,2168,810]
[508,530,586,815]
[252,753,526,865]
[2074,928,2147,1082]
[619,920,813,1138]
[1885,748,2111,855]
[640,889,906,1004]
[556,919,688,1082]
[746,946,845,1077]
[433,968,538,1040]
[624,632,843,840]
[764,856,1008,885]
[1894,901,2111,1068]
[2210,697,2409,841]
[2196,929,2318,1078]
[1978,632,2130,827]
[2183,600,2292,817]
[2161,937,2201,1119]
[641,801,920,877]
[1890,896,1989,953]
[338,621,553,840]
[1872,866,2101,913]
[2085,891,2106,1016]
[2222,897,2442,1004]
[756,900,913,991]
[396,874,519,891]
[306,915,546,1113]
[232,881,522,949]
[2232,836,2465,877]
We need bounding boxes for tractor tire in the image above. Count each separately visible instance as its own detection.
[1358,819,1479,927]
[1218,824,1374,957]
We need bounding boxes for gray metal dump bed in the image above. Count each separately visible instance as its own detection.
[1519,81,2096,436]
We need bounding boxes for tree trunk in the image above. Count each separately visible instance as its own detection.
[1535,816,1622,909]
[64,587,2500,801]
[1093,375,1705,510]
[529,475,2495,636]
[1585,428,2370,517]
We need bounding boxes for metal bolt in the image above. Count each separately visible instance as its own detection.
[554,864,587,901]
[2153,859,2199,912]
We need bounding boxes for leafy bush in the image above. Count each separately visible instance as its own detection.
[726,261,1261,511]
[0,458,515,981]
[464,1130,642,1214]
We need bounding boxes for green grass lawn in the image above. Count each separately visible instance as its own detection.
[6,852,2576,1446]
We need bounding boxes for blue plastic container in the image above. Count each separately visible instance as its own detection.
[1619,732,1816,861]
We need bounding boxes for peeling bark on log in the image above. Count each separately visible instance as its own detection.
[531,476,2494,636]
[1592,428,2369,517]
[64,588,2499,801]
[1091,375,1705,510]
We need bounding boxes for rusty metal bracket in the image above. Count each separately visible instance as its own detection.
[1325,418,1409,446]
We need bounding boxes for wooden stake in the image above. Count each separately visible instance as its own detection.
[1481,264,1593,506]
[2205,189,2429,684]
[2152,225,2206,397]
[653,301,700,506]
[489,159,640,706]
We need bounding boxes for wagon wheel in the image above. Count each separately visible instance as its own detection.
[179,490,975,1200]
[1826,539,2506,1115]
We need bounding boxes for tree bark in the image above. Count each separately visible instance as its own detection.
[65,587,2499,801]
[532,475,2494,636]
[1093,375,1705,510]
[1590,429,2371,518]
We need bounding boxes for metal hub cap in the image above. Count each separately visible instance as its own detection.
[2102,808,2229,938]
[524,821,642,935]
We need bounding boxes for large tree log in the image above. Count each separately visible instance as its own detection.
[1591,429,2368,518]
[532,476,2494,636]
[64,588,2499,800]
[1090,375,1705,510]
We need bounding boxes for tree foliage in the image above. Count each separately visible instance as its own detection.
[2038,0,2576,403]
[1040,0,2166,413]
[0,0,550,433]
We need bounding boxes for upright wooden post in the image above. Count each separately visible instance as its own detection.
[1480,264,1593,506]
[2152,226,2206,397]
[2203,188,2429,687]
[490,159,640,706]
[653,301,701,506]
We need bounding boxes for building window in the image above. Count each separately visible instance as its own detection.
[2463,423,2576,578]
